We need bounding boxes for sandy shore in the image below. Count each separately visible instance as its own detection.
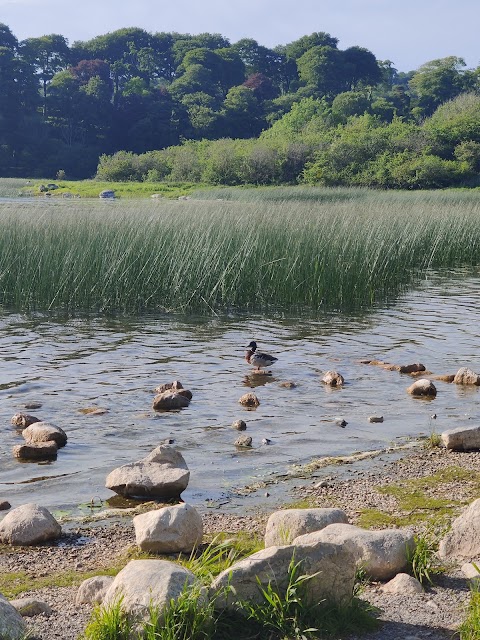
[2,445,478,640]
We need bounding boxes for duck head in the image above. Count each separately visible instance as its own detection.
[245,340,257,363]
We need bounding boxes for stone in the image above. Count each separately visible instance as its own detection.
[238,392,260,407]
[234,435,252,447]
[454,367,480,385]
[0,501,11,511]
[103,559,200,618]
[75,576,115,604]
[335,418,347,427]
[133,503,203,553]
[461,562,480,584]
[399,364,426,374]
[439,499,480,562]
[293,523,414,581]
[264,508,349,547]
[99,190,115,199]
[368,415,384,423]
[407,379,437,398]
[22,422,67,447]
[0,503,61,546]
[13,442,58,460]
[211,541,355,610]
[11,413,40,428]
[24,402,42,410]
[441,425,480,451]
[322,371,344,386]
[381,573,423,594]
[0,593,26,639]
[432,374,455,383]
[279,381,297,389]
[10,598,52,617]
[152,391,190,411]
[232,419,247,431]
[154,380,184,394]
[105,445,190,499]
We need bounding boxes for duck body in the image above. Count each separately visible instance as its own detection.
[245,340,278,372]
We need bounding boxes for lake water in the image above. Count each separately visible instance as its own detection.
[1,270,479,518]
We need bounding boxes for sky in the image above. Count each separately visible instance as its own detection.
[1,0,478,72]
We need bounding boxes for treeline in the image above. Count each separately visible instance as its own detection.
[1,21,479,185]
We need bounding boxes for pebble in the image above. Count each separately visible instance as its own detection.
[232,420,247,431]
[368,415,384,423]
[234,436,252,447]
[0,500,11,511]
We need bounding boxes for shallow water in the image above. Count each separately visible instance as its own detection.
[1,270,479,517]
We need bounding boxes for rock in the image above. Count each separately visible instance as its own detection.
[368,415,384,423]
[232,420,247,431]
[211,541,355,610]
[99,190,115,199]
[407,379,437,398]
[238,392,260,407]
[264,508,348,547]
[441,425,480,451]
[154,380,184,394]
[322,371,344,386]
[335,418,347,427]
[279,381,297,389]
[381,573,423,594]
[0,503,61,546]
[152,391,190,411]
[461,562,480,584]
[0,593,26,639]
[11,413,40,428]
[22,422,67,448]
[399,363,426,374]
[293,523,414,581]
[13,442,58,460]
[432,374,455,383]
[261,438,272,445]
[23,402,42,410]
[105,445,190,499]
[0,501,11,511]
[235,436,252,447]
[10,598,52,617]
[439,499,480,562]
[133,503,203,553]
[75,576,115,604]
[454,367,480,386]
[103,559,200,618]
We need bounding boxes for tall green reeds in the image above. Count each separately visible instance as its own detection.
[0,188,479,314]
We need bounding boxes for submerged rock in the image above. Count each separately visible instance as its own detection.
[322,371,344,387]
[11,413,40,429]
[407,379,437,398]
[232,419,247,431]
[235,435,253,448]
[22,422,67,448]
[238,392,260,407]
[152,391,191,411]
[13,442,58,460]
[454,367,480,386]
[399,363,426,374]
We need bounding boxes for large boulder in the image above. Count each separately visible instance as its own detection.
[407,379,437,398]
[22,422,67,448]
[103,559,200,618]
[441,425,480,451]
[264,508,348,547]
[454,367,480,386]
[10,598,52,617]
[75,576,115,604]
[0,593,26,639]
[105,445,190,499]
[439,499,480,562]
[0,503,61,546]
[211,541,355,610]
[133,503,203,553]
[293,523,414,581]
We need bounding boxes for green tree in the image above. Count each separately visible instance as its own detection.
[409,56,470,116]
[331,91,371,123]
[297,46,347,97]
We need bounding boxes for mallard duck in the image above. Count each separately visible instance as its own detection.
[245,341,278,373]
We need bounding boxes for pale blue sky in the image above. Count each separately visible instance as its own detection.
[1,0,478,72]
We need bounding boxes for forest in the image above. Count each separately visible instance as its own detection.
[1,22,480,188]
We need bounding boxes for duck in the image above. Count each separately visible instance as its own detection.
[245,341,278,373]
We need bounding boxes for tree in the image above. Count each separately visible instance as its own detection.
[21,34,70,116]
[409,56,470,116]
[243,73,279,101]
[297,46,347,97]
[331,91,371,123]
[222,86,263,138]
[283,32,338,60]
[342,47,382,89]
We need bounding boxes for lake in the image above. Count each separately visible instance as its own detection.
[1,269,479,519]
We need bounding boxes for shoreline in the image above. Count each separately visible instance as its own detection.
[1,443,478,639]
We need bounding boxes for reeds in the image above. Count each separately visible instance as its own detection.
[0,188,479,314]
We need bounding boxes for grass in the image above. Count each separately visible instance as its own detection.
[406,531,444,585]
[1,188,480,314]
[82,556,378,640]
[358,466,478,529]
[460,587,480,639]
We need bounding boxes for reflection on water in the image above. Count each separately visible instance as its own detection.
[0,270,479,515]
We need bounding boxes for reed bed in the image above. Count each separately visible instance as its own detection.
[0,189,479,314]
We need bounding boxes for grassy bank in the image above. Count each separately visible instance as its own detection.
[0,188,479,314]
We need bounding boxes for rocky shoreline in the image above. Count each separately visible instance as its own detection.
[2,445,479,639]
